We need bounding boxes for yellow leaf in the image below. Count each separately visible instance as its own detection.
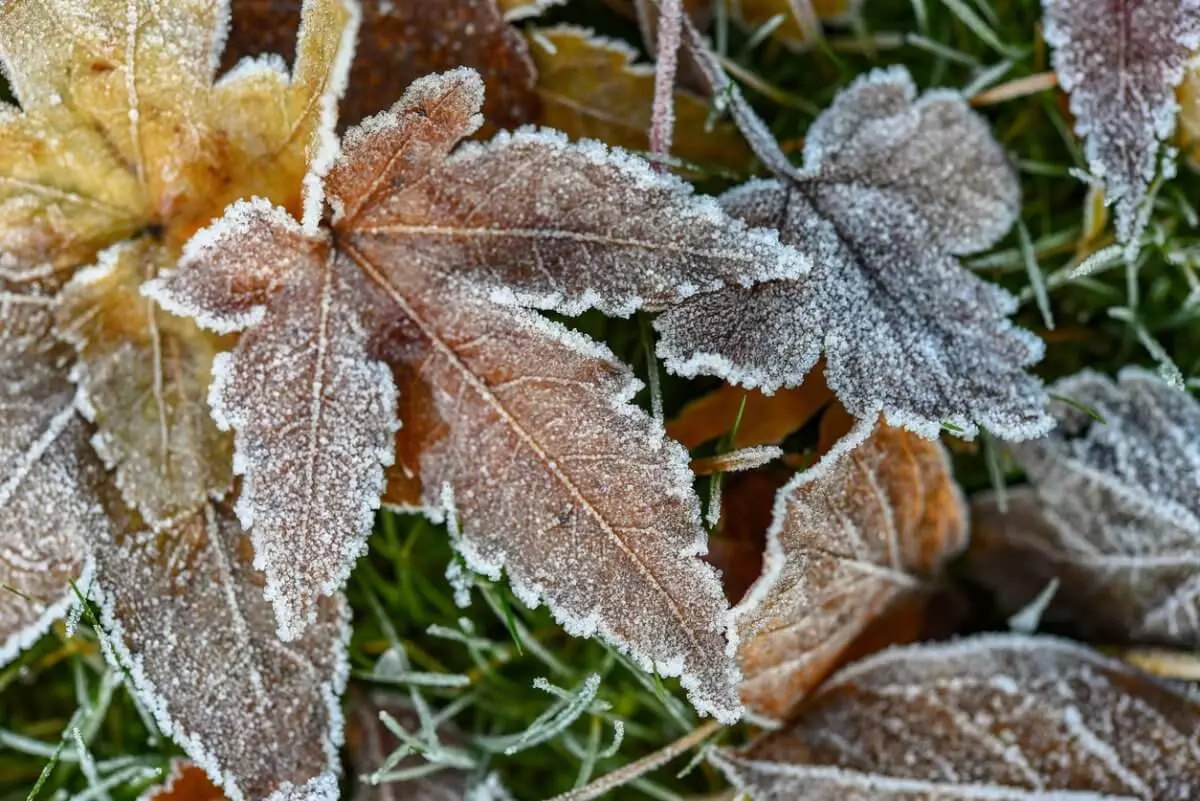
[55,239,233,528]
[529,26,752,171]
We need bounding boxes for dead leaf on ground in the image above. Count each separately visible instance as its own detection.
[1044,0,1200,249]
[732,421,967,722]
[713,634,1200,800]
[968,367,1200,649]
[656,63,1051,442]
[223,0,540,131]
[140,761,227,801]
[150,68,806,720]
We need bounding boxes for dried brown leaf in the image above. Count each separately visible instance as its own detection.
[141,761,228,801]
[1045,0,1200,248]
[968,367,1200,649]
[713,634,1200,800]
[224,0,539,131]
[95,497,349,801]
[55,240,234,529]
[527,27,751,172]
[733,421,967,722]
[0,292,103,664]
[152,68,805,720]
[734,0,862,50]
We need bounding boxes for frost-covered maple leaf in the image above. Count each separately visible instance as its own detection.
[655,62,1053,441]
[1044,0,1200,250]
[733,420,967,722]
[713,634,1200,799]
[150,67,805,721]
[970,367,1200,649]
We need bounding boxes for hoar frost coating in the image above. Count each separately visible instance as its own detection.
[714,633,1200,800]
[153,67,809,722]
[656,66,1052,442]
[1044,0,1200,251]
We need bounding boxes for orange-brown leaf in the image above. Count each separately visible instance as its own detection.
[732,421,967,722]
[668,367,832,450]
[143,762,227,801]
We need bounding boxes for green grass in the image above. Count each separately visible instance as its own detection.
[3,0,1199,798]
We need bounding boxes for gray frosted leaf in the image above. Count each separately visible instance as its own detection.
[712,634,1200,800]
[148,199,398,642]
[656,67,1050,441]
[1044,0,1200,247]
[94,497,350,801]
[969,367,1200,648]
[0,292,103,666]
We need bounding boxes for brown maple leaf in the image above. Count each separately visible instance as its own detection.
[713,634,1200,799]
[150,67,806,720]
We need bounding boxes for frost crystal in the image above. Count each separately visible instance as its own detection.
[970,367,1200,648]
[1044,0,1200,249]
[656,66,1052,441]
[734,420,967,722]
[713,633,1200,800]
[93,498,349,801]
[154,67,809,722]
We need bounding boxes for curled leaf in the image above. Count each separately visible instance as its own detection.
[969,368,1200,648]
[713,634,1200,800]
[734,421,967,722]
[656,66,1051,441]
[1044,0,1200,248]
[95,497,350,801]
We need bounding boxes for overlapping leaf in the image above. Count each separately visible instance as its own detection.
[713,634,1200,799]
[969,367,1200,648]
[95,496,349,801]
[223,0,539,131]
[0,0,357,559]
[1044,0,1200,249]
[0,291,103,664]
[733,421,967,722]
[656,65,1052,441]
[142,762,228,801]
[151,68,806,719]
[528,26,751,171]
